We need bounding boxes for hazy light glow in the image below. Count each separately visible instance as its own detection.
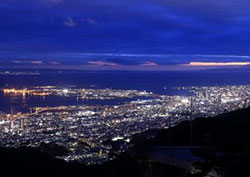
[181,98,190,104]
[189,62,250,66]
[63,89,69,93]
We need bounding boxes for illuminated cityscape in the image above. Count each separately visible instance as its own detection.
[1,85,250,164]
[1,0,250,176]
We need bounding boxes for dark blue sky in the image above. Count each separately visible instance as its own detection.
[1,0,250,70]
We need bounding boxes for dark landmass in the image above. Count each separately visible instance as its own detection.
[1,107,250,177]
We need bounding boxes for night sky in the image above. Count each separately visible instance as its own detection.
[1,0,250,70]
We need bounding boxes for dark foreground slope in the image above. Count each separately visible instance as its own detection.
[144,108,250,177]
[1,108,250,177]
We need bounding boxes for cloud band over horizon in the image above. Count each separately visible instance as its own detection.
[1,52,250,71]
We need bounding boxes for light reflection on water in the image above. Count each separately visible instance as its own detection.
[1,71,250,113]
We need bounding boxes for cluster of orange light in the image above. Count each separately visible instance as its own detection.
[3,88,32,95]
[2,88,50,96]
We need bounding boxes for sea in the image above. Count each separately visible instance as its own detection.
[0,70,250,114]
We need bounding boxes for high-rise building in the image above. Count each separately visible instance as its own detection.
[10,120,14,129]
[20,118,24,129]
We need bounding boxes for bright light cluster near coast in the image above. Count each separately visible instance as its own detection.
[0,85,250,164]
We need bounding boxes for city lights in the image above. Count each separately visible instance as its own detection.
[0,85,250,164]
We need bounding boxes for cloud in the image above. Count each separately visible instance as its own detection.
[1,0,250,55]
[31,61,43,64]
[188,62,250,66]
[11,60,43,65]
[12,60,23,64]
[83,18,100,25]
[140,62,158,66]
[87,61,118,66]
[63,17,77,28]
[48,61,60,65]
